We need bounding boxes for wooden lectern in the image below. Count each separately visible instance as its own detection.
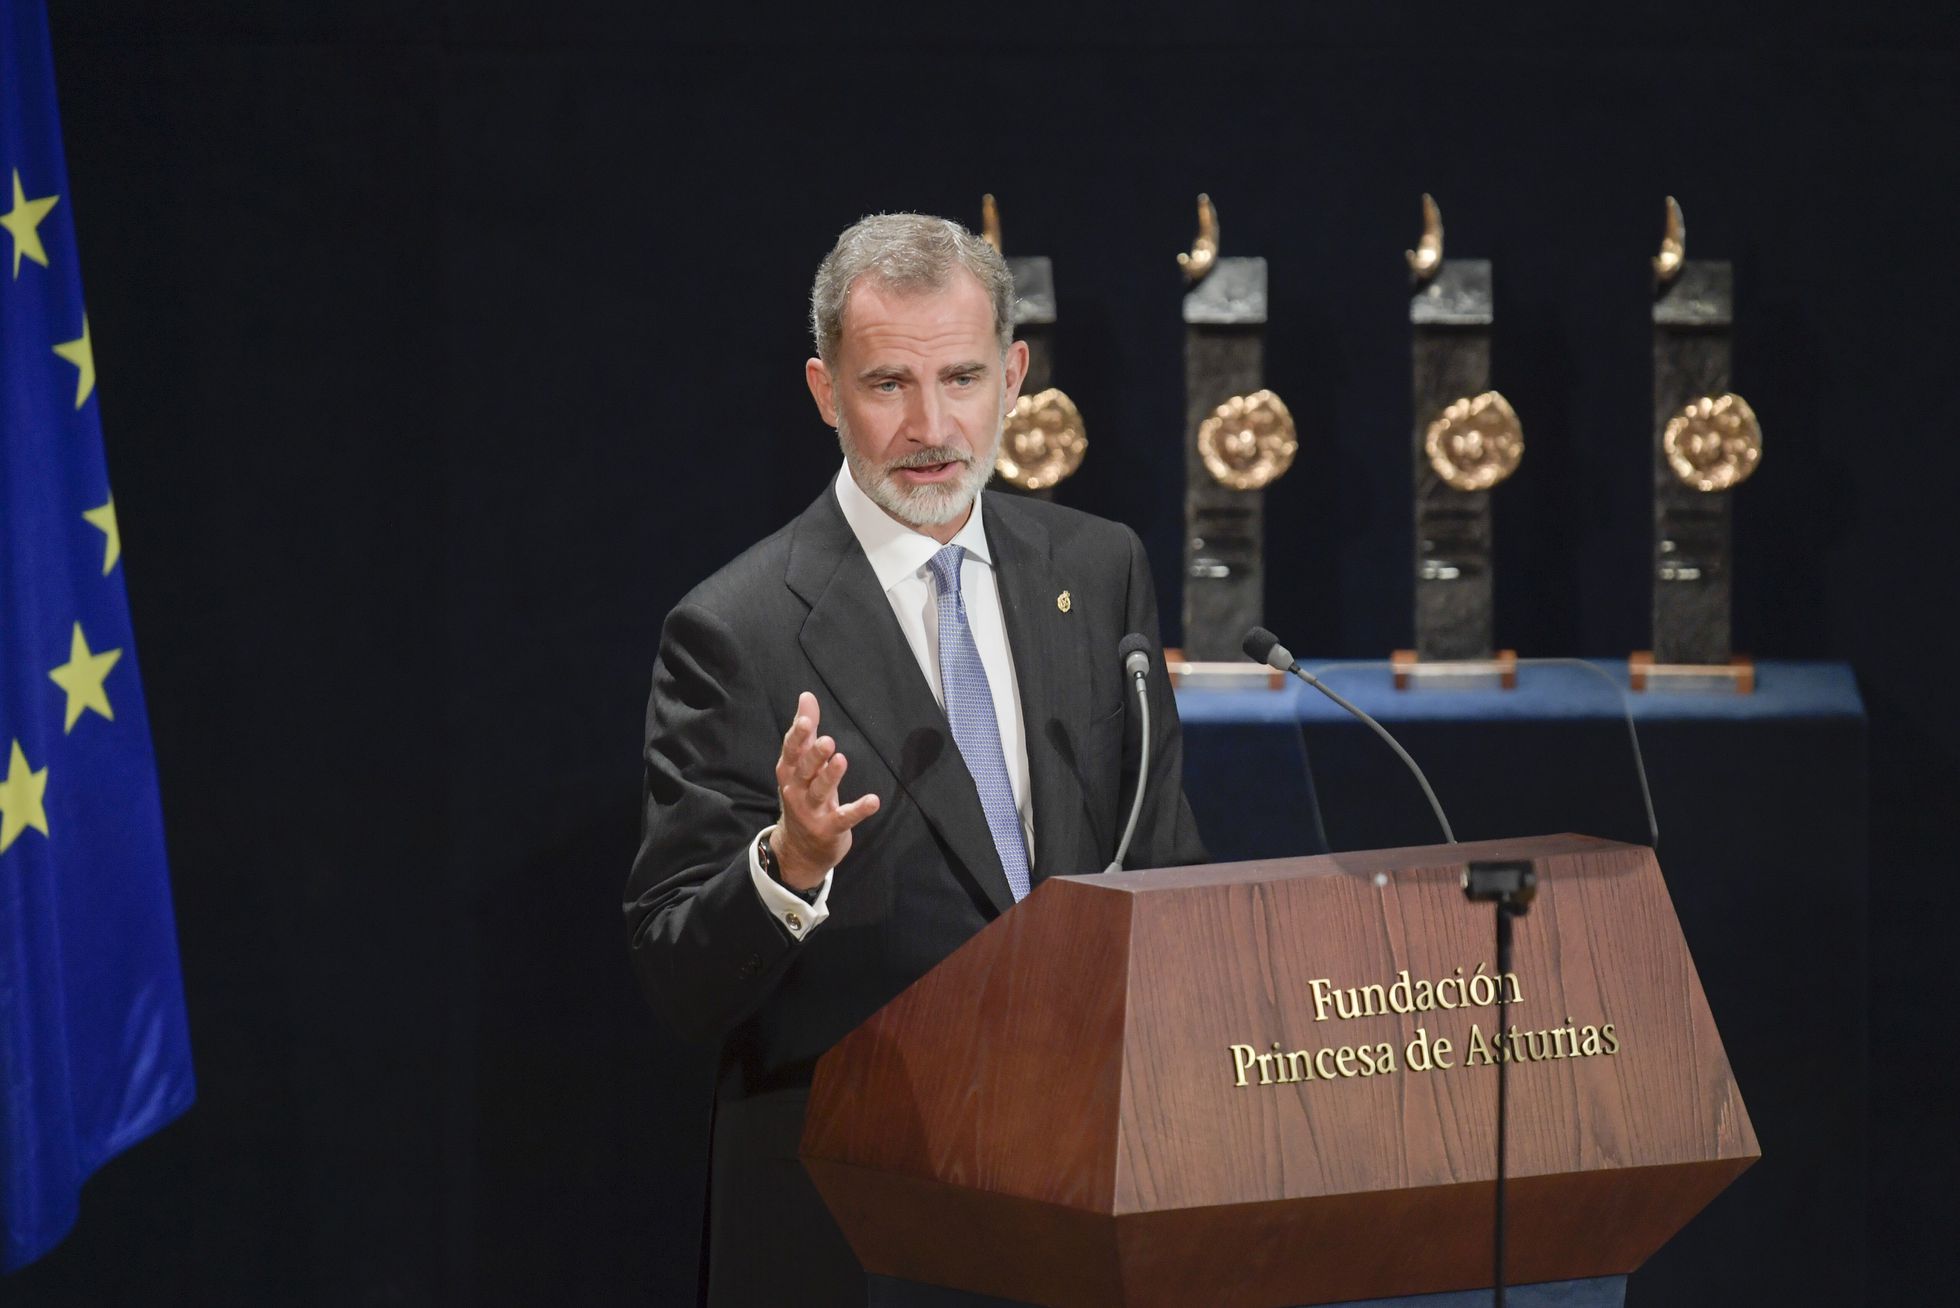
[802,834,1758,1308]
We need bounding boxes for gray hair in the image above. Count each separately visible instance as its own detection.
[809,213,1015,365]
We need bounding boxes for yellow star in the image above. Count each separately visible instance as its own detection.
[83,495,121,574]
[0,170,59,278]
[54,314,95,409]
[0,739,51,854]
[49,622,122,733]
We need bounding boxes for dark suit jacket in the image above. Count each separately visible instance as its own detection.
[625,485,1207,1307]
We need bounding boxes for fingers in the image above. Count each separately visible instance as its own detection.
[805,742,846,799]
[835,791,881,828]
[797,736,838,786]
[781,691,818,756]
[776,692,877,835]
[778,694,821,783]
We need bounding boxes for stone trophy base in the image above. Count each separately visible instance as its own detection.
[1391,648,1519,691]
[1164,648,1286,691]
[1628,650,1755,694]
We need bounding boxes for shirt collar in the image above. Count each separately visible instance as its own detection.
[833,461,994,593]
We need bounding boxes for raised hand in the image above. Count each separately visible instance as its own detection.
[771,692,880,890]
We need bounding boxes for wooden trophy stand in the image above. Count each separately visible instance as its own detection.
[803,835,1757,1308]
[1628,650,1755,694]
[1392,647,1519,691]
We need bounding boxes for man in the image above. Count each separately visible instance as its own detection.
[625,213,1207,1307]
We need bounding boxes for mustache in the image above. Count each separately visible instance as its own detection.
[888,446,973,470]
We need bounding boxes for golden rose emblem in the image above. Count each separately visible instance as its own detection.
[1196,390,1297,491]
[1663,393,1762,492]
[1425,391,1524,492]
[994,388,1087,491]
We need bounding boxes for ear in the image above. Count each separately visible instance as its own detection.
[805,357,838,426]
[1002,339,1030,408]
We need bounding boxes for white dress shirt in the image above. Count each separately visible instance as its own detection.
[748,463,1034,938]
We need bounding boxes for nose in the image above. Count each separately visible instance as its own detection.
[902,381,948,445]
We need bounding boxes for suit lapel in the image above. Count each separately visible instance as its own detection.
[983,496,1094,885]
[787,492,1016,915]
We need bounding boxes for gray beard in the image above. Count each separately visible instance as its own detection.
[837,401,1003,530]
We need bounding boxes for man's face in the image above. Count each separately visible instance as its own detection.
[806,269,1028,539]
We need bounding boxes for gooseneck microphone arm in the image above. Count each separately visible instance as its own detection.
[1103,634,1154,874]
[1241,627,1457,846]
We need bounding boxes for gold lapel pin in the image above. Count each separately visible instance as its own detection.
[1056,590,1072,613]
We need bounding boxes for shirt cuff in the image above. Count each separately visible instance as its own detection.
[747,825,833,940]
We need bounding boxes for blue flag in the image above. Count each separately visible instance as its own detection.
[1,0,194,1272]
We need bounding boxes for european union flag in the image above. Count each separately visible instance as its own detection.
[1,0,194,1272]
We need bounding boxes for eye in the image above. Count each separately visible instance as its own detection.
[951,373,978,388]
[874,379,900,393]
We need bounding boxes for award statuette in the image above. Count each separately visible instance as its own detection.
[1635,197,1760,693]
[1395,195,1520,689]
[1174,195,1292,681]
[982,195,1086,500]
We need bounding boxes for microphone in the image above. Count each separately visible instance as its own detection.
[1242,627,1457,845]
[1103,633,1155,874]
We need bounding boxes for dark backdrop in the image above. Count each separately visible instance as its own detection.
[9,2,1956,1304]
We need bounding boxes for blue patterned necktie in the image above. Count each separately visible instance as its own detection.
[926,544,1032,902]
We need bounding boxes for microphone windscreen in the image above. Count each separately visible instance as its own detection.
[1116,632,1151,660]
[1242,627,1280,665]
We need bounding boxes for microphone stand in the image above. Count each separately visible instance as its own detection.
[1248,630,1536,1304]
[1463,859,1537,1308]
[1243,626,1454,845]
[1103,656,1152,874]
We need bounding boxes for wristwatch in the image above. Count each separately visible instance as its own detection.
[757,828,821,905]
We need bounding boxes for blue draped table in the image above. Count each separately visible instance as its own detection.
[1174,659,1867,1306]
